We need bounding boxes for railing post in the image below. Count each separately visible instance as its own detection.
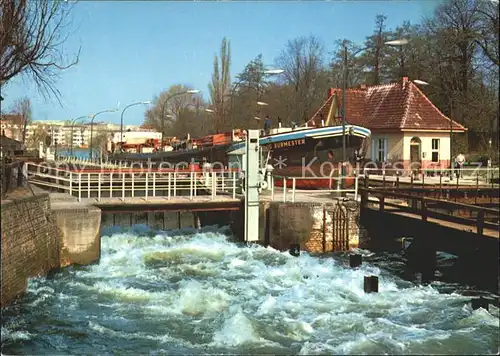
[439,173,442,199]
[145,172,149,201]
[477,210,484,236]
[78,173,82,202]
[87,173,91,198]
[122,173,125,201]
[131,172,135,198]
[212,171,216,199]
[490,169,494,204]
[421,198,427,221]
[379,195,385,212]
[283,178,287,202]
[232,171,236,199]
[69,171,73,196]
[173,172,176,198]
[98,173,101,202]
[190,171,193,200]
[194,172,197,197]
[153,172,156,197]
[292,177,296,202]
[110,173,113,198]
[222,172,225,192]
[168,172,172,200]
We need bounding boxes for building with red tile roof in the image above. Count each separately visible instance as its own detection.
[0,114,25,142]
[306,77,466,170]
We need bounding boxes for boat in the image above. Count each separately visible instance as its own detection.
[110,130,246,169]
[227,124,371,189]
[110,124,371,190]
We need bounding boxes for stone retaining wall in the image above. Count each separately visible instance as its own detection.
[1,193,60,307]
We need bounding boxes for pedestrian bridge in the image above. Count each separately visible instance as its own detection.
[24,163,360,206]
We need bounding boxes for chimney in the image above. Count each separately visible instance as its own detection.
[402,77,408,88]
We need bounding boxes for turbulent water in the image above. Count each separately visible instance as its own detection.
[2,225,499,355]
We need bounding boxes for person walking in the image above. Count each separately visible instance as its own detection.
[264,115,271,135]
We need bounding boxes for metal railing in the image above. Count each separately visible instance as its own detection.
[270,174,361,203]
[26,163,240,202]
[360,187,499,236]
[363,167,499,183]
[56,156,124,169]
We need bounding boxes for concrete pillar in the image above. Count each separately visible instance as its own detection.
[51,203,101,267]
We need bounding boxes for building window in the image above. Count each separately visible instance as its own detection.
[372,137,388,162]
[431,138,439,162]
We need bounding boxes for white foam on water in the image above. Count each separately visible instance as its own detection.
[2,226,499,354]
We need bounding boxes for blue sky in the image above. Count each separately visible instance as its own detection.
[1,0,439,126]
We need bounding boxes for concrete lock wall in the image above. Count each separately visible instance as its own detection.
[1,193,60,307]
[261,201,361,253]
[51,205,102,267]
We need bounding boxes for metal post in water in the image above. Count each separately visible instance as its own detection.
[350,254,362,268]
[364,275,379,293]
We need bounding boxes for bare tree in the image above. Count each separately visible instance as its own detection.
[275,35,325,122]
[26,124,47,149]
[144,84,202,133]
[208,37,231,132]
[10,96,31,143]
[0,0,80,101]
[475,0,499,67]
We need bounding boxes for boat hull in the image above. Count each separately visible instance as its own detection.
[263,133,365,189]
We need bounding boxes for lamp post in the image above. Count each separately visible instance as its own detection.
[229,68,283,124]
[341,39,408,188]
[70,115,91,156]
[89,108,118,160]
[159,90,200,152]
[413,79,455,178]
[204,108,215,134]
[120,100,151,146]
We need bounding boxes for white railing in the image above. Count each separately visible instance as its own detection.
[26,163,239,202]
[362,167,499,187]
[270,174,361,203]
[56,156,124,169]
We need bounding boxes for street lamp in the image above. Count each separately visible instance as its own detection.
[120,101,151,145]
[229,67,284,122]
[412,79,455,177]
[70,115,91,156]
[159,89,200,152]
[340,38,408,188]
[89,108,118,160]
[263,69,284,75]
[257,101,269,106]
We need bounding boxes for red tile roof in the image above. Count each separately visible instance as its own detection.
[307,78,466,132]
